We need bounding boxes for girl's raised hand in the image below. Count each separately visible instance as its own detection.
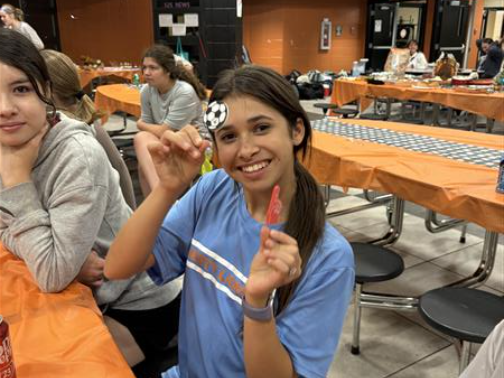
[246,227,302,302]
[0,123,48,188]
[147,125,210,194]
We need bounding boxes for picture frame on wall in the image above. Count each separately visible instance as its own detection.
[320,18,332,50]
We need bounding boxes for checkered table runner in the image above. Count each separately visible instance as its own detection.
[311,119,503,169]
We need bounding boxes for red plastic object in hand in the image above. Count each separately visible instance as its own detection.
[266,185,282,225]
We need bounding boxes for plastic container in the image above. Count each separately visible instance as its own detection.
[356,58,368,75]
[351,61,359,77]
[497,155,504,194]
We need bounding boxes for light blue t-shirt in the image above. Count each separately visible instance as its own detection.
[148,169,355,378]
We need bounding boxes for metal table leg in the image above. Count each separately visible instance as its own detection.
[448,231,500,288]
[424,210,467,233]
[369,196,405,246]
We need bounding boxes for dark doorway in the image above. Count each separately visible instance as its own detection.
[396,3,426,49]
[365,2,399,71]
[365,1,427,71]
[479,7,504,64]
[11,0,60,50]
[481,8,504,41]
[430,0,471,65]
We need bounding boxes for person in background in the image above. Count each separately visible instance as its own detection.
[407,39,428,70]
[135,44,206,197]
[40,50,102,126]
[478,38,504,79]
[0,3,44,49]
[476,38,487,71]
[104,65,355,378]
[0,31,179,378]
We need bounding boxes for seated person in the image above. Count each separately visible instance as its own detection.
[407,39,428,70]
[105,65,355,378]
[134,44,207,196]
[478,38,504,79]
[0,30,179,378]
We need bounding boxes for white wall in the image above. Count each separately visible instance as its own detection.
[484,0,504,8]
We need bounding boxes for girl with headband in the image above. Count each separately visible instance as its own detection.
[0,3,44,50]
[105,64,354,378]
[0,29,180,377]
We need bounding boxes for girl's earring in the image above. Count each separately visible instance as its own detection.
[46,108,59,127]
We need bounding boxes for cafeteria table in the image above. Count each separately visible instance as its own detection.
[79,67,141,88]
[0,244,134,378]
[331,79,504,123]
[94,84,212,124]
[94,84,142,124]
[305,117,503,305]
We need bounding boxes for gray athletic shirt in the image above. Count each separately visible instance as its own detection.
[15,22,44,50]
[140,80,204,131]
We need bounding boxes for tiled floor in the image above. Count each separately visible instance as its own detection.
[324,194,503,378]
[102,98,503,378]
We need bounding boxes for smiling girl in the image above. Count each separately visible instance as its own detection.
[105,65,354,378]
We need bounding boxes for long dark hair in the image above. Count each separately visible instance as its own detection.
[142,44,207,101]
[209,65,326,315]
[0,28,55,116]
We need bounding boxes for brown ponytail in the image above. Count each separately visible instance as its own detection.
[41,49,103,125]
[276,161,325,313]
[172,66,207,101]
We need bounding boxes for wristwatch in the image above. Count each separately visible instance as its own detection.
[242,295,274,322]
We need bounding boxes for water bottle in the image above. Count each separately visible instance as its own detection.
[497,155,504,194]
[351,61,359,77]
[132,73,140,88]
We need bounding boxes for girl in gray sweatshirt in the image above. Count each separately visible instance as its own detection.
[0,28,179,377]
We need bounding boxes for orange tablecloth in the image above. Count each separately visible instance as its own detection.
[331,79,504,122]
[93,85,213,125]
[0,245,134,378]
[94,84,142,123]
[305,118,504,234]
[79,67,141,88]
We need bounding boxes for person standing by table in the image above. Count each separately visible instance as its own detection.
[0,29,180,378]
[135,44,206,197]
[0,3,44,49]
[105,65,355,378]
[407,39,428,70]
[478,38,504,79]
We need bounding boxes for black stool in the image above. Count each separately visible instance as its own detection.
[418,287,504,374]
[333,108,359,119]
[359,113,388,121]
[313,103,338,116]
[351,242,405,355]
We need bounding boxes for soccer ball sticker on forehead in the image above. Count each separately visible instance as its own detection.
[204,100,228,132]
